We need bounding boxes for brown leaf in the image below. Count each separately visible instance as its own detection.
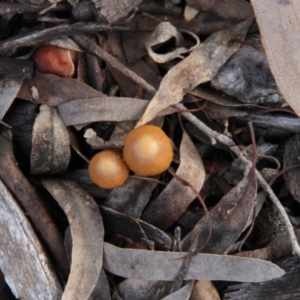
[251,0,300,117]
[182,167,257,254]
[145,22,200,64]
[42,179,104,300]
[0,180,62,299]
[136,17,253,126]
[103,242,285,282]
[31,105,71,175]
[141,130,205,230]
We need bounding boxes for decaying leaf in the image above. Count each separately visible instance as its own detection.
[31,104,71,175]
[284,134,300,203]
[251,0,300,117]
[142,130,205,230]
[146,22,200,64]
[42,179,104,300]
[0,180,62,300]
[103,242,285,282]
[182,165,257,254]
[136,17,253,126]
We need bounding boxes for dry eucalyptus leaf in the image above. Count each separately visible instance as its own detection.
[162,281,194,300]
[58,97,149,126]
[0,180,62,300]
[142,130,205,230]
[182,167,257,254]
[42,179,104,300]
[103,242,285,282]
[283,134,300,203]
[88,268,111,300]
[251,0,300,117]
[31,104,70,175]
[136,17,253,127]
[105,177,158,218]
[18,72,105,106]
[146,22,200,64]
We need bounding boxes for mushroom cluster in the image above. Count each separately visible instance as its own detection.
[88,125,173,189]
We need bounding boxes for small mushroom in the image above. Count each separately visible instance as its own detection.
[33,44,75,78]
[123,125,173,176]
[88,150,129,189]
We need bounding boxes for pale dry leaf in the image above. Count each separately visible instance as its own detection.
[103,242,285,282]
[162,281,194,300]
[42,179,104,300]
[0,180,62,300]
[190,280,221,300]
[182,167,257,254]
[141,130,205,230]
[136,17,253,127]
[58,97,149,126]
[146,22,200,64]
[31,104,71,175]
[251,0,300,117]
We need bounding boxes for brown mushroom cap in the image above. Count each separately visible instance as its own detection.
[88,150,129,189]
[33,44,75,78]
[123,125,173,176]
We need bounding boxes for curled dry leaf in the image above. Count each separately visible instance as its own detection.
[31,104,71,175]
[103,242,285,282]
[42,179,104,300]
[146,22,200,64]
[136,17,253,127]
[142,130,205,230]
[283,134,300,203]
[251,0,300,117]
[0,180,62,300]
[182,166,257,254]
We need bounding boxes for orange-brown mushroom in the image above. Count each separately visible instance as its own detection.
[123,125,173,176]
[88,150,129,189]
[33,44,75,78]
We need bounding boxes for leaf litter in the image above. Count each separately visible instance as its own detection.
[2,1,300,299]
